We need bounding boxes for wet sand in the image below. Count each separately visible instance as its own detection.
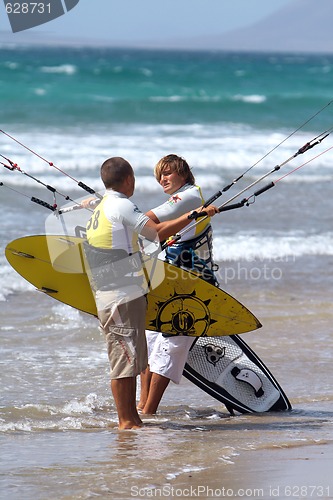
[167,441,333,500]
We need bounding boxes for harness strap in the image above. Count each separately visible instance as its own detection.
[165,225,218,286]
[83,241,143,291]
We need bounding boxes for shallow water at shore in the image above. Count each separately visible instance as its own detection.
[1,256,333,499]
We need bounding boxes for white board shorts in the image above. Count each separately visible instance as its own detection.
[145,330,195,384]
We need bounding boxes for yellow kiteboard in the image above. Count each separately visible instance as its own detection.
[5,235,262,337]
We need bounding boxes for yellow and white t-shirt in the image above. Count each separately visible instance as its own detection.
[86,189,149,252]
[85,190,151,306]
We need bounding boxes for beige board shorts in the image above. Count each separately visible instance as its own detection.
[97,290,148,379]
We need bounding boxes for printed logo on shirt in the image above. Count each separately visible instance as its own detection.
[167,194,182,205]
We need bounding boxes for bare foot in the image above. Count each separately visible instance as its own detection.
[140,401,158,415]
[140,408,156,415]
[118,420,143,430]
[136,399,146,411]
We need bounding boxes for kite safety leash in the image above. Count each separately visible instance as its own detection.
[0,154,83,211]
[200,99,333,208]
[0,180,58,212]
[216,129,331,211]
[217,142,333,212]
[0,129,102,200]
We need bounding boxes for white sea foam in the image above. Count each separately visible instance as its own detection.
[39,64,77,75]
[232,94,267,104]
[0,394,115,432]
[1,124,331,189]
[0,254,34,301]
[213,232,333,261]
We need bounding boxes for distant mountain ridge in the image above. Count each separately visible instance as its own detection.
[160,0,333,54]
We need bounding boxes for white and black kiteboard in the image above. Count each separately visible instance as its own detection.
[184,334,291,414]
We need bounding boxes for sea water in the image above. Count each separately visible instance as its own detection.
[0,47,333,499]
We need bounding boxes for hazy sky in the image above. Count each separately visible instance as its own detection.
[0,0,294,45]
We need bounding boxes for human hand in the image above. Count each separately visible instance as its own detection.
[202,204,219,217]
[188,205,219,219]
[80,197,99,208]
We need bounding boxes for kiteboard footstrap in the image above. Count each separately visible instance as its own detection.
[231,367,264,398]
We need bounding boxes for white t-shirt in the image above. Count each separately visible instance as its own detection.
[151,184,211,242]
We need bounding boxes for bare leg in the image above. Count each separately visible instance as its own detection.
[138,366,152,410]
[111,377,143,429]
[141,373,170,415]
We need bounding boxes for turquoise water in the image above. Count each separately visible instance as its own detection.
[1,47,333,128]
